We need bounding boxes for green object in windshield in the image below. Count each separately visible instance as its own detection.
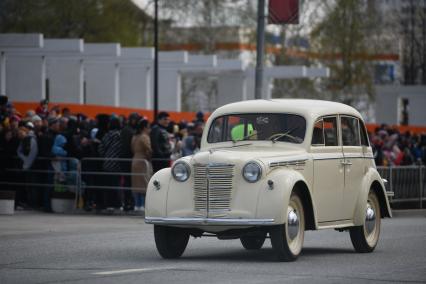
[231,123,254,141]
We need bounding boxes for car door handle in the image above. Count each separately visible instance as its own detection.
[341,161,353,166]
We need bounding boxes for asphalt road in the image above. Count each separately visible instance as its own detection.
[0,211,425,284]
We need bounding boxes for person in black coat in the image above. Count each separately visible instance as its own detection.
[120,113,140,211]
[150,112,171,173]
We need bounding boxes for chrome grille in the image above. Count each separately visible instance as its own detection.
[193,163,234,217]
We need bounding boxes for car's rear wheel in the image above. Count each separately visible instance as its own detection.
[154,225,190,259]
[349,190,381,253]
[240,233,266,250]
[270,192,305,261]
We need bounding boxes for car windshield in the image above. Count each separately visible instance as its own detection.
[207,113,306,144]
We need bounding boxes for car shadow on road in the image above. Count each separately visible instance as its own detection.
[178,247,354,263]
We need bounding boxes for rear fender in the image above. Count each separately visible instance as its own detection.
[353,167,392,226]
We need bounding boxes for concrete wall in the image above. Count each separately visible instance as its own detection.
[0,52,5,95]
[6,55,45,102]
[0,34,44,101]
[217,73,247,106]
[44,39,84,103]
[84,61,119,106]
[119,48,153,109]
[375,85,426,125]
[47,58,83,103]
[83,44,120,106]
[158,51,188,111]
[0,33,330,113]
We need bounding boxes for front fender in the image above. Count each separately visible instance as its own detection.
[145,168,171,218]
[256,169,312,225]
[353,167,392,226]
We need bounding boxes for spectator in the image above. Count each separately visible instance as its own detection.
[194,111,205,124]
[98,117,122,210]
[16,123,39,208]
[150,111,172,172]
[182,123,198,156]
[37,117,60,212]
[120,113,140,211]
[51,131,68,185]
[131,119,152,211]
[17,123,38,171]
[62,107,71,118]
[31,115,43,132]
[36,99,49,119]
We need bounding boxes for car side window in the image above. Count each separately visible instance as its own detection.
[359,120,369,146]
[207,117,224,143]
[341,116,360,146]
[323,117,338,146]
[312,120,324,146]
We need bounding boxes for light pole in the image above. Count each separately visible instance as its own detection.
[255,0,266,100]
[153,0,159,122]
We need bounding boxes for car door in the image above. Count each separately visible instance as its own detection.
[311,116,345,222]
[340,116,364,220]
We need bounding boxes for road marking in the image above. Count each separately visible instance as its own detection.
[93,267,177,276]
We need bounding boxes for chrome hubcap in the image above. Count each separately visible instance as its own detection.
[288,209,299,240]
[365,203,376,235]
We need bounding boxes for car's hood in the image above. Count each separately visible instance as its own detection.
[187,144,308,168]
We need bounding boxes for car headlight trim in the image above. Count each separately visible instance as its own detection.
[242,161,262,183]
[172,161,191,182]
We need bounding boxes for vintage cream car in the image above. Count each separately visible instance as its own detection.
[145,99,392,261]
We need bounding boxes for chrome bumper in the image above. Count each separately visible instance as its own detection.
[145,216,275,226]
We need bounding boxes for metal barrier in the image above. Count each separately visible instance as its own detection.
[79,157,154,210]
[0,156,81,210]
[377,166,425,209]
[0,156,170,212]
[80,157,151,191]
[3,157,423,210]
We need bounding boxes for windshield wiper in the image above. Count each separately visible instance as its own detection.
[209,143,252,153]
[232,131,261,143]
[270,126,300,143]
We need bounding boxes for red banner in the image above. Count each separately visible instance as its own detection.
[268,0,299,24]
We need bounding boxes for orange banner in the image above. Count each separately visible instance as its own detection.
[13,102,208,123]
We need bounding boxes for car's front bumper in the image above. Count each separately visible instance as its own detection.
[145,216,275,226]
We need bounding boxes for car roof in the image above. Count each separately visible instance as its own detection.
[210,99,363,121]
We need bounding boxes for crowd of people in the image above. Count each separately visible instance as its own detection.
[1,95,426,213]
[370,125,426,167]
[0,96,205,212]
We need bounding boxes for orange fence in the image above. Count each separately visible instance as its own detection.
[13,102,208,122]
[366,124,426,135]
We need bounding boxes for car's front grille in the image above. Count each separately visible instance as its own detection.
[193,163,234,217]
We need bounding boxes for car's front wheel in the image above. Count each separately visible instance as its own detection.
[240,233,266,250]
[154,225,190,259]
[349,190,381,253]
[270,192,305,261]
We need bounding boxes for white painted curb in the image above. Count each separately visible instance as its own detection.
[51,198,74,213]
[0,199,15,215]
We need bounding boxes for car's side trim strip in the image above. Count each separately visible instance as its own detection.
[313,157,342,161]
[313,156,375,161]
[145,217,275,226]
[269,159,307,168]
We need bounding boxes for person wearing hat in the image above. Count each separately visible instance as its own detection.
[150,111,172,172]
[31,115,43,133]
[36,99,49,119]
[17,122,39,208]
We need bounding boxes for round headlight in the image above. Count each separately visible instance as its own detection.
[172,162,191,182]
[242,162,262,183]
